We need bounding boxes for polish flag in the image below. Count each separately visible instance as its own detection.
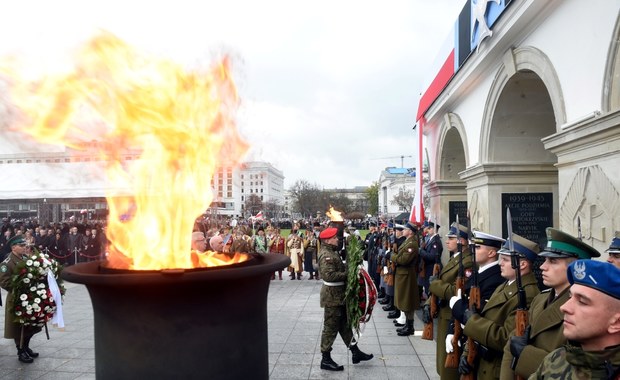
[409,118,425,225]
[253,211,264,220]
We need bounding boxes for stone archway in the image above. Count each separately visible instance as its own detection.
[461,46,561,245]
[603,12,620,112]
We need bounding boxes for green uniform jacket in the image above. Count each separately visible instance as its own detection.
[463,272,540,380]
[318,244,347,308]
[391,235,419,312]
[428,249,473,379]
[530,343,620,380]
[500,288,570,379]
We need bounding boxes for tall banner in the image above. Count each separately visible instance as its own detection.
[410,118,425,224]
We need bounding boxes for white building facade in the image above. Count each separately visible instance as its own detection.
[378,167,416,218]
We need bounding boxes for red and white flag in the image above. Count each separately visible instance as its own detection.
[253,211,264,220]
[409,118,425,225]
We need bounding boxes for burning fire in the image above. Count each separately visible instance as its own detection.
[1,32,250,270]
[326,206,343,222]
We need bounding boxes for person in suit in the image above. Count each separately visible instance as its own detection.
[499,227,600,379]
[457,233,541,380]
[418,221,443,299]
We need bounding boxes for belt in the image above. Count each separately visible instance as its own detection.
[323,281,345,286]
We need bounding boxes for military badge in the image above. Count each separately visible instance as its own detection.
[0,265,6,273]
[573,261,586,280]
[465,268,473,278]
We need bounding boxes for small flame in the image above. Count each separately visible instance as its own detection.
[1,32,249,270]
[326,206,343,222]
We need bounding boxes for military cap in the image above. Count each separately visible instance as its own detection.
[605,237,620,255]
[498,233,540,262]
[446,223,468,240]
[472,231,505,249]
[422,220,429,228]
[319,227,338,240]
[539,228,600,259]
[7,235,26,247]
[404,222,418,232]
[427,221,440,230]
[394,224,405,231]
[567,260,620,300]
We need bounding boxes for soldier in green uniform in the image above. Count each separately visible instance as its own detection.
[317,227,373,371]
[0,235,42,363]
[425,222,473,380]
[531,259,620,379]
[500,227,600,379]
[456,233,540,380]
[390,222,420,336]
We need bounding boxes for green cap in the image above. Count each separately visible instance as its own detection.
[7,235,26,247]
[539,227,600,259]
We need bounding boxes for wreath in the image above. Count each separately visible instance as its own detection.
[10,251,66,327]
[345,236,377,339]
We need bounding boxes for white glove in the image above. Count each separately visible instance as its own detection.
[383,266,388,274]
[449,288,462,309]
[445,333,461,354]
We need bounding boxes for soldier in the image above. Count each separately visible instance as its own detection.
[390,222,420,336]
[317,227,373,371]
[531,260,620,379]
[425,222,473,380]
[500,227,600,379]
[286,225,304,280]
[605,236,620,269]
[303,226,320,279]
[456,233,541,380]
[390,224,408,327]
[419,220,443,299]
[0,236,42,363]
[364,222,380,294]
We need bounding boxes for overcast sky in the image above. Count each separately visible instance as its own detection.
[0,0,464,190]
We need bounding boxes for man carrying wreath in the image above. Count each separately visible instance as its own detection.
[0,235,42,363]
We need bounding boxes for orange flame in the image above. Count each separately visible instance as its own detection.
[325,206,343,222]
[2,32,249,270]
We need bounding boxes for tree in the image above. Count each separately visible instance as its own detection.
[365,182,379,216]
[289,179,323,218]
[263,200,283,219]
[391,188,414,213]
[245,194,263,217]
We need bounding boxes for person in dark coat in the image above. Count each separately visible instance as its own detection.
[418,221,443,299]
[390,222,420,336]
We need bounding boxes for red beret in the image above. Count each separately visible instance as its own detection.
[319,227,338,239]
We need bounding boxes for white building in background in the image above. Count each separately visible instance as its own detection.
[378,167,416,218]
[204,161,286,218]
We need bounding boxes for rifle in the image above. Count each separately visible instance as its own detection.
[445,215,464,368]
[462,211,479,380]
[422,215,441,340]
[508,208,528,380]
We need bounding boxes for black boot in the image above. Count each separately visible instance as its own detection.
[397,319,415,336]
[16,347,33,364]
[393,318,405,327]
[23,337,39,358]
[378,297,389,305]
[297,272,302,280]
[382,296,395,311]
[387,309,400,319]
[377,288,386,299]
[289,272,295,279]
[320,351,344,371]
[350,344,373,364]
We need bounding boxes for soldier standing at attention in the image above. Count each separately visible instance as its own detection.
[418,220,443,299]
[531,260,620,379]
[425,222,473,380]
[318,227,373,371]
[500,227,600,379]
[390,222,420,336]
[456,233,540,379]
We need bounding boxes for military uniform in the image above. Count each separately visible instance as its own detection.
[419,229,443,297]
[531,344,620,380]
[318,240,351,352]
[462,272,539,380]
[391,233,420,313]
[429,247,473,379]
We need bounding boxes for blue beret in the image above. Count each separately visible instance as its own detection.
[567,260,620,300]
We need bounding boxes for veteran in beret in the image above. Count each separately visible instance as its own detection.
[317,227,373,371]
[606,237,620,269]
[0,236,42,364]
[426,222,474,380]
[532,260,620,379]
[457,233,540,380]
[500,227,600,380]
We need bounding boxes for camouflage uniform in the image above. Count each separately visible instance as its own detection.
[428,248,473,380]
[531,343,620,379]
[318,243,352,353]
[500,288,570,379]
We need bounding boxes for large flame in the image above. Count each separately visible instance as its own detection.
[325,206,343,222]
[1,32,249,270]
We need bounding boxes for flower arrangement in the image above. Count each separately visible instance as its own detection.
[10,251,65,327]
[345,235,377,338]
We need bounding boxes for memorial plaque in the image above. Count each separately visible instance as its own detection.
[502,193,553,249]
[449,201,468,225]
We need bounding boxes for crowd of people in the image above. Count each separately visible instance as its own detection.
[361,218,620,379]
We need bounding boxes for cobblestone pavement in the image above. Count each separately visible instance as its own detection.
[0,272,439,379]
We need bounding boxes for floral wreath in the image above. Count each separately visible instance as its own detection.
[9,250,66,327]
[345,236,377,341]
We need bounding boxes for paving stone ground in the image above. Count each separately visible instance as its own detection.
[0,271,439,379]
